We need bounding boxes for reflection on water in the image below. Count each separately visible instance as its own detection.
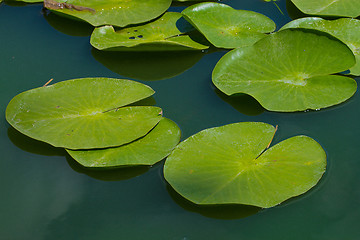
[3,0,30,7]
[43,11,94,37]
[214,89,265,116]
[7,127,66,156]
[66,155,150,181]
[167,185,261,219]
[92,49,205,81]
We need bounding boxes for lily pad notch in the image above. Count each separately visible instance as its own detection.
[212,28,357,112]
[164,122,327,208]
[182,2,276,49]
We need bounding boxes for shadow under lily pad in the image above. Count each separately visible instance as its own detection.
[66,155,150,181]
[167,185,261,220]
[91,49,204,81]
[7,127,66,156]
[214,89,265,116]
[43,10,94,37]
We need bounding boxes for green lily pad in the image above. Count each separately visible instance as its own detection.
[213,29,357,112]
[43,0,172,27]
[164,122,326,208]
[281,17,360,76]
[182,2,276,49]
[6,78,162,149]
[67,118,181,168]
[290,0,360,17]
[90,12,209,51]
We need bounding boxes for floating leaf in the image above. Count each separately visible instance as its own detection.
[213,29,357,112]
[290,0,360,17]
[182,2,276,49]
[164,122,326,208]
[44,0,172,27]
[281,17,360,76]
[6,78,162,149]
[90,12,209,51]
[67,118,181,167]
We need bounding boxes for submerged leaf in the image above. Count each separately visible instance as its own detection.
[67,118,181,167]
[282,17,360,76]
[182,2,276,49]
[44,0,172,27]
[290,0,360,17]
[213,29,357,112]
[164,122,326,208]
[6,78,162,149]
[91,12,209,51]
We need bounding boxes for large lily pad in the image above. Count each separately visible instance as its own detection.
[164,122,326,208]
[90,12,209,51]
[67,118,181,167]
[290,0,360,17]
[281,17,360,76]
[213,29,357,112]
[43,0,172,27]
[182,2,276,49]
[6,78,162,149]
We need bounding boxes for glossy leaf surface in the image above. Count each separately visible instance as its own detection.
[282,17,360,76]
[91,12,208,51]
[290,0,360,17]
[44,0,172,27]
[67,118,181,167]
[182,2,276,49]
[164,122,326,208]
[6,78,162,149]
[213,29,357,112]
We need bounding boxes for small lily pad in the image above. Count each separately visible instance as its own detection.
[281,17,360,76]
[182,2,276,49]
[67,118,181,168]
[213,29,357,112]
[6,78,162,149]
[90,12,209,51]
[164,122,326,208]
[290,0,360,17]
[44,0,172,27]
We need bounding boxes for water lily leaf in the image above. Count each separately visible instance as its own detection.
[90,12,209,51]
[290,0,360,17]
[6,78,162,149]
[43,0,172,27]
[281,17,360,76]
[164,122,327,208]
[213,29,357,112]
[67,118,181,167]
[182,2,276,49]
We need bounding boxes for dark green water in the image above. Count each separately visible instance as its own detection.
[1,1,359,239]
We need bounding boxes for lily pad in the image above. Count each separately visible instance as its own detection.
[182,2,276,49]
[90,12,209,51]
[164,122,326,208]
[213,29,357,112]
[43,0,172,27]
[290,0,360,17]
[6,78,162,149]
[281,17,360,76]
[67,118,181,168]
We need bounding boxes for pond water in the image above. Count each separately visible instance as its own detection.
[0,1,359,239]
